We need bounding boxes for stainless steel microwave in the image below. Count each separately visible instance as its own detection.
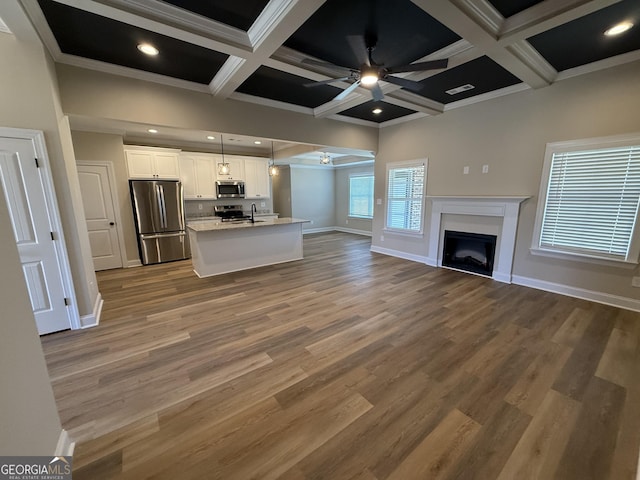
[216,180,245,199]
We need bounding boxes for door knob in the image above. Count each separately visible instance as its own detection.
[109,222,115,226]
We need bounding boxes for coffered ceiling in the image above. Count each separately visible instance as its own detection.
[21,0,640,127]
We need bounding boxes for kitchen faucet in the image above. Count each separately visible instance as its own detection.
[250,203,257,223]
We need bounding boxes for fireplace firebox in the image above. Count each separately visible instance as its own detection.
[442,230,497,277]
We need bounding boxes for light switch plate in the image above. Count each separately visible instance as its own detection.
[482,165,489,174]
[376,198,382,205]
[632,276,640,287]
[463,166,469,175]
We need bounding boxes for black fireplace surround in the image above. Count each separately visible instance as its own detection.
[442,230,497,277]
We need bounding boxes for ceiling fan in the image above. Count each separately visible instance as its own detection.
[303,34,448,102]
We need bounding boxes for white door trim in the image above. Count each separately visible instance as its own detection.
[0,127,80,330]
[77,160,128,270]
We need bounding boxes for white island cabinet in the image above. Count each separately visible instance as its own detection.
[188,218,308,277]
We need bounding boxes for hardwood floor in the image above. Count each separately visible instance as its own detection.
[40,232,640,479]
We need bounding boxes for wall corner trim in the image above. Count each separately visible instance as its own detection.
[55,429,75,457]
[80,292,103,329]
[512,275,640,312]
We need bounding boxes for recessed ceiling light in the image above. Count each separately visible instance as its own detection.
[254,141,262,145]
[148,128,158,134]
[604,21,634,36]
[207,135,215,140]
[372,108,383,114]
[137,43,159,56]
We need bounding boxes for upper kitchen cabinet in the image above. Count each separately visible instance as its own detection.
[243,157,271,199]
[215,157,244,181]
[180,153,219,200]
[125,146,180,180]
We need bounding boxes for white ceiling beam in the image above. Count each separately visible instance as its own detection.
[498,0,622,43]
[411,0,552,88]
[52,0,251,57]
[210,0,327,98]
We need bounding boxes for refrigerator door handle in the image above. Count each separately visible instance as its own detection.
[140,232,185,240]
[159,184,167,229]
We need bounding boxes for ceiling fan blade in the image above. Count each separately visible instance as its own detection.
[386,58,449,74]
[334,80,361,101]
[303,77,350,87]
[383,75,424,92]
[346,35,369,66]
[368,83,384,101]
[301,58,352,75]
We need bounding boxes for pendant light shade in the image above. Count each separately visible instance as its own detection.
[269,141,278,176]
[218,134,230,175]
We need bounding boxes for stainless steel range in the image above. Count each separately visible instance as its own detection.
[214,205,251,222]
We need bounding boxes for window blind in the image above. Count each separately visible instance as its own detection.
[386,164,425,231]
[540,145,640,259]
[349,175,374,218]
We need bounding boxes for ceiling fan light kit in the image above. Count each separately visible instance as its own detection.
[303,33,449,103]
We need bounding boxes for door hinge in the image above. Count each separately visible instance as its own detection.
[64,298,70,306]
[35,158,40,168]
[50,231,55,241]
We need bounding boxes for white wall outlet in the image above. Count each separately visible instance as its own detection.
[345,219,349,224]
[482,165,489,174]
[463,166,469,175]
[376,198,382,205]
[198,203,203,210]
[260,202,266,207]
[310,220,314,224]
[380,235,384,242]
[632,276,640,287]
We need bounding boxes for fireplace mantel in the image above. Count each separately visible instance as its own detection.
[427,196,530,283]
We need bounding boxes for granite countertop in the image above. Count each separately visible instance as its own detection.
[187,217,308,232]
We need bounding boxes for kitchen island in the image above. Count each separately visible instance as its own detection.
[187,218,309,277]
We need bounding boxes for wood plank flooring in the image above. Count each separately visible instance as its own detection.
[40,232,640,479]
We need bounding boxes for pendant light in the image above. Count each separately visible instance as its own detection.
[269,141,278,176]
[218,134,230,175]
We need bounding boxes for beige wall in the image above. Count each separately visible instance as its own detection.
[56,65,378,153]
[374,61,640,301]
[290,166,335,230]
[0,181,62,455]
[0,1,98,317]
[335,164,374,234]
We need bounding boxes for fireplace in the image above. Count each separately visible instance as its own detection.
[442,230,497,277]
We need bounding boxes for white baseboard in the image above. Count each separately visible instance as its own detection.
[303,226,335,234]
[512,275,640,312]
[80,292,103,328]
[425,256,438,267]
[370,245,430,264]
[126,259,142,268]
[493,271,512,284]
[334,227,372,237]
[55,429,75,457]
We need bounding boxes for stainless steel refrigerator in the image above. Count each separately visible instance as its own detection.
[130,180,190,265]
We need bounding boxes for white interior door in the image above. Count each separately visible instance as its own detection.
[0,137,71,334]
[78,163,123,271]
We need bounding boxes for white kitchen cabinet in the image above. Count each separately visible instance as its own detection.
[243,157,271,199]
[125,147,180,179]
[215,157,245,181]
[180,153,218,199]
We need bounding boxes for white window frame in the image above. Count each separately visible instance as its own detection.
[348,173,374,219]
[384,159,427,236]
[531,132,640,267]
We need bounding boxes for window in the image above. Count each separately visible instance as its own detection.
[349,174,374,218]
[533,134,640,264]
[385,161,426,233]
